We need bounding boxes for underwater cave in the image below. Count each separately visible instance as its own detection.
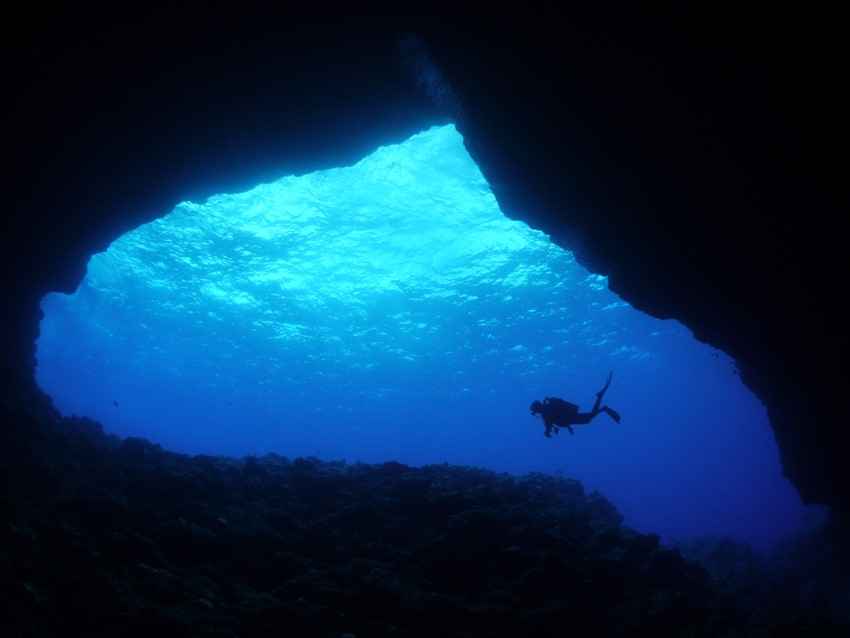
[35,124,810,549]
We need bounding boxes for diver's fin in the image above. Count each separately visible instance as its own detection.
[604,407,621,423]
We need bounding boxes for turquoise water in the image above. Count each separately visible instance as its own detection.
[36,124,813,548]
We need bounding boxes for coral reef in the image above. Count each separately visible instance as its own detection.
[677,524,850,629]
[3,403,846,637]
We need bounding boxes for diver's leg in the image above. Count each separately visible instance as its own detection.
[592,371,613,412]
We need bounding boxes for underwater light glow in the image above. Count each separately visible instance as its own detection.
[39,125,650,410]
[37,124,811,548]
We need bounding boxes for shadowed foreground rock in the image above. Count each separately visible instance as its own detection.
[1,403,846,637]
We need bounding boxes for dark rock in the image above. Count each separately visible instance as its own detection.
[1,10,848,635]
[2,7,845,518]
[11,417,816,634]
[119,437,163,464]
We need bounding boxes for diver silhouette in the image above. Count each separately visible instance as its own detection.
[530,371,621,438]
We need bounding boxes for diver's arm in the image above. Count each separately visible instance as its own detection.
[566,425,574,435]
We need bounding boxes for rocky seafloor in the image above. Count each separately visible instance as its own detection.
[1,400,847,637]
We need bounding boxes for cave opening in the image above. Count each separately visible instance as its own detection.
[35,124,811,548]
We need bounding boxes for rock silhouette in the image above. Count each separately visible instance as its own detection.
[2,403,847,636]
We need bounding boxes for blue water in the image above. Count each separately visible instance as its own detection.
[36,124,815,549]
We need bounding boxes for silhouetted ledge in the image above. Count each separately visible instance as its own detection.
[2,404,848,637]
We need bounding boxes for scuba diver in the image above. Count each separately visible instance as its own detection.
[530,371,621,438]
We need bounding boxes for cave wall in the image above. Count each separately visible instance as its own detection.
[3,8,847,509]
